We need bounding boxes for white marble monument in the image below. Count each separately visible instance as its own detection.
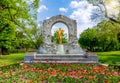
[24,15,98,64]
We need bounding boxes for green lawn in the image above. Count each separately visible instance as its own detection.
[97,51,120,65]
[0,53,25,66]
[0,51,120,66]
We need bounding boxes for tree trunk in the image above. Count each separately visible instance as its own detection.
[1,46,10,55]
[0,48,2,55]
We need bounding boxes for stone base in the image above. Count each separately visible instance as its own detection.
[24,52,98,64]
[56,45,65,55]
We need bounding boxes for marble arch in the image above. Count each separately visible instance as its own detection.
[38,15,84,54]
[42,15,77,44]
[24,15,98,64]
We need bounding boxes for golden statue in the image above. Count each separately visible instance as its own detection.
[57,28,64,44]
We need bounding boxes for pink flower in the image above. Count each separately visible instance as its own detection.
[61,72,66,76]
[50,71,57,77]
[94,66,100,72]
[69,71,78,78]
[71,71,76,75]
[77,70,81,73]
[101,71,105,75]
[113,71,119,76]
[39,69,43,73]
[70,74,78,78]
[88,76,95,79]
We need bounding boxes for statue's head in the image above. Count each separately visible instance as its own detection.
[59,28,62,30]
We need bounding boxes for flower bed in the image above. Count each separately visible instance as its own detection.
[0,63,120,83]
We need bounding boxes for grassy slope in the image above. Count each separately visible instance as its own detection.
[0,53,25,66]
[97,51,120,65]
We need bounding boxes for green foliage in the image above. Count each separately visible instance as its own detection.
[25,25,43,49]
[79,28,98,51]
[0,24,15,54]
[79,20,120,51]
[0,0,40,54]
[51,30,68,44]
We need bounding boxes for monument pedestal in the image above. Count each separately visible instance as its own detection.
[56,45,65,55]
[24,53,98,64]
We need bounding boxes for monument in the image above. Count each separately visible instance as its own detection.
[24,15,98,63]
[56,28,65,54]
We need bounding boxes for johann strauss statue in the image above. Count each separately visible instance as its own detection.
[57,28,64,44]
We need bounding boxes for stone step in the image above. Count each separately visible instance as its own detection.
[24,53,98,64]
[35,56,87,59]
[36,58,89,61]
[35,54,85,56]
[34,54,86,59]
[34,54,89,61]
[24,60,98,64]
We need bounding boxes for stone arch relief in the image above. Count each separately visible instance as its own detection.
[37,15,85,54]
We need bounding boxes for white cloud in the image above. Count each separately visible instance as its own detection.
[69,0,100,37]
[37,5,48,13]
[59,7,68,12]
[46,17,50,19]
[70,0,89,9]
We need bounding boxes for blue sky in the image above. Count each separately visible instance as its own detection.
[37,0,101,37]
[37,0,71,20]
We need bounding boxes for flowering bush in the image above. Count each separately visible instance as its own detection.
[0,63,120,83]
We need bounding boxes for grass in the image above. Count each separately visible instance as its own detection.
[97,51,120,65]
[0,53,25,66]
[0,51,120,66]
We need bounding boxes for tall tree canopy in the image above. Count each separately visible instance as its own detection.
[0,0,39,32]
[79,20,120,52]
[0,0,40,54]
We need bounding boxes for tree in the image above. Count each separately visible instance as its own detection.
[79,20,120,52]
[0,0,40,32]
[97,20,120,51]
[51,31,68,44]
[0,0,40,54]
[21,24,43,49]
[12,23,43,52]
[87,0,120,24]
[0,24,15,54]
[79,28,98,51]
[117,32,120,42]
